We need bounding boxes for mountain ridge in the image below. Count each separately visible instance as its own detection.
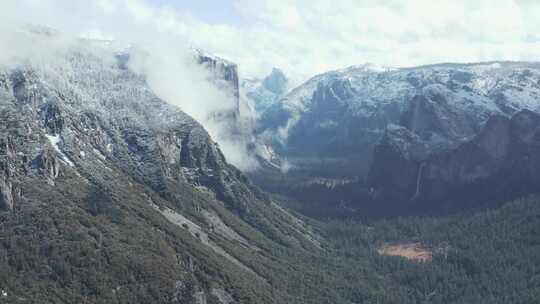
[248,60,540,217]
[0,32,322,303]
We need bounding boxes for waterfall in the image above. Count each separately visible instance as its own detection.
[412,162,425,200]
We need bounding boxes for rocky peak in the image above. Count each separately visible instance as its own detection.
[262,68,288,95]
[196,50,240,101]
[240,67,290,117]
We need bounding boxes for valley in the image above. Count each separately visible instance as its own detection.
[0,20,539,304]
[248,62,540,219]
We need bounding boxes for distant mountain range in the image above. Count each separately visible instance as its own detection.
[245,61,540,217]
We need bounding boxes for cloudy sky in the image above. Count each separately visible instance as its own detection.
[3,0,540,82]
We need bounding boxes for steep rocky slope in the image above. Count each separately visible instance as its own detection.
[0,33,319,303]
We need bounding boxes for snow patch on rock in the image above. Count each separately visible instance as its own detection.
[45,134,74,167]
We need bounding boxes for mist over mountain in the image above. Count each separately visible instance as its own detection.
[0,28,325,303]
[3,1,540,304]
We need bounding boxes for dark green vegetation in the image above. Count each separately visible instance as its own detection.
[318,196,540,303]
[2,169,539,304]
[0,60,321,303]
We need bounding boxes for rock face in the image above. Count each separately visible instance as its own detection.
[367,125,429,204]
[197,50,258,169]
[0,175,17,211]
[241,68,289,113]
[368,110,540,215]
[197,50,240,101]
[0,32,319,303]
[249,62,540,216]
[262,68,288,96]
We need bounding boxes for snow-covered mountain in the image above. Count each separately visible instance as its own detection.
[241,68,289,113]
[368,109,540,215]
[250,61,540,216]
[258,61,540,172]
[0,29,319,303]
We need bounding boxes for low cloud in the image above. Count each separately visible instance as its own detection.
[0,0,260,171]
[128,43,259,171]
[4,0,540,81]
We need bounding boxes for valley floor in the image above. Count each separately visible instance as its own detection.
[313,196,540,303]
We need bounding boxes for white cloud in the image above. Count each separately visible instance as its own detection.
[5,0,539,82]
[175,0,540,82]
[96,0,117,13]
[127,43,259,171]
[0,0,261,171]
[124,0,155,22]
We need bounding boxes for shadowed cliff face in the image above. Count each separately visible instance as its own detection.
[367,110,540,216]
